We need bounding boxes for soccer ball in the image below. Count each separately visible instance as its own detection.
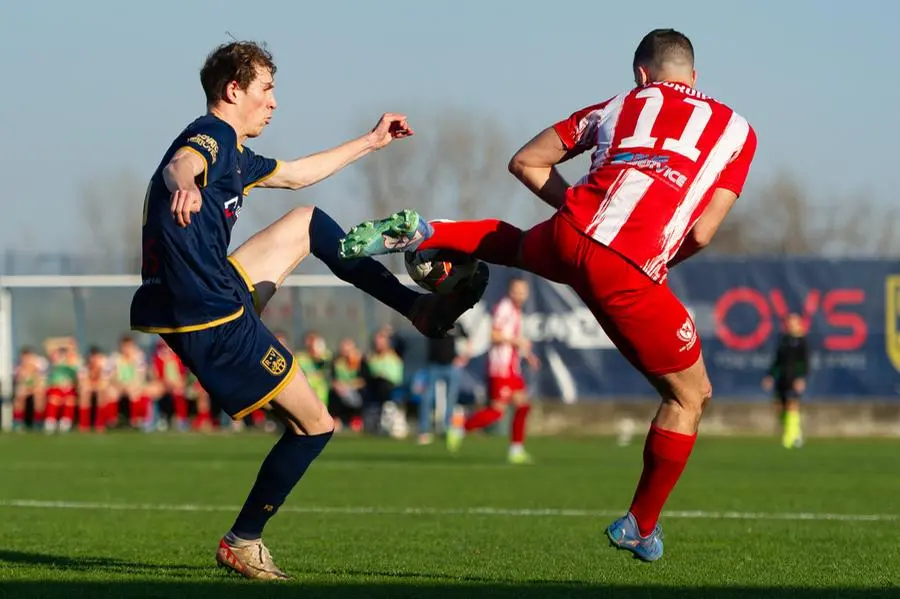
[404,249,480,295]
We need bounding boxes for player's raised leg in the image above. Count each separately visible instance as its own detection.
[340,209,524,269]
[230,206,486,336]
[339,209,577,288]
[447,402,505,454]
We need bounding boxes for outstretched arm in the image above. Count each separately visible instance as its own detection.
[507,128,581,209]
[258,113,413,191]
[509,101,609,209]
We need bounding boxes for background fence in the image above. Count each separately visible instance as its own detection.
[1,256,898,412]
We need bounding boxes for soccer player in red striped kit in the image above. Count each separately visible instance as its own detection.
[447,276,540,464]
[340,29,757,561]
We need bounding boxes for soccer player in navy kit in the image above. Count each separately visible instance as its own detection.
[131,41,487,580]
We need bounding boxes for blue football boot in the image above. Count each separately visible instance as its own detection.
[605,512,664,562]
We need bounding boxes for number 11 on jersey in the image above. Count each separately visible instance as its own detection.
[619,87,712,162]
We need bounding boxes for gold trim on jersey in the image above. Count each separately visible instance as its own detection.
[232,357,298,420]
[131,306,245,334]
[177,145,209,188]
[243,160,282,196]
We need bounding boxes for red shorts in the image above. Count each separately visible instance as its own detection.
[488,375,526,402]
[519,214,701,377]
[47,387,76,401]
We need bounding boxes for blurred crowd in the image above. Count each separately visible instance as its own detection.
[10,325,482,439]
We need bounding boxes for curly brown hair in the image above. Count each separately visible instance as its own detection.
[200,41,277,105]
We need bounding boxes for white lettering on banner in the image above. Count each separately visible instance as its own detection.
[712,351,867,372]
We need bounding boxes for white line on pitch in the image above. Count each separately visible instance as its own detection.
[0,499,896,522]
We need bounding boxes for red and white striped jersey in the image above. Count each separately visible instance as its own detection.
[553,81,757,282]
[487,297,522,379]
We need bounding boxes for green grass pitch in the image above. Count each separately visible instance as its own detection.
[0,431,898,598]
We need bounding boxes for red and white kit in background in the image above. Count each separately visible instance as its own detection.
[486,297,526,401]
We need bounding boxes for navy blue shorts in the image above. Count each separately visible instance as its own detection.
[160,258,296,420]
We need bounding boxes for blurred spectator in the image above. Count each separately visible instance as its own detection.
[12,346,47,431]
[78,346,115,432]
[43,337,82,434]
[185,371,214,432]
[109,335,151,429]
[11,324,440,437]
[148,340,189,431]
[380,323,408,360]
[294,330,332,407]
[361,328,405,435]
[330,338,365,432]
[416,323,470,445]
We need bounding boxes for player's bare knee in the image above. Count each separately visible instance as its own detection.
[304,410,334,436]
[282,206,315,245]
[271,206,314,263]
[700,378,713,411]
[286,205,315,226]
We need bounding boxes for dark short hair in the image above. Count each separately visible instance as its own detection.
[200,41,276,105]
[633,29,694,70]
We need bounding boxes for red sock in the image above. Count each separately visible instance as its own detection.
[95,404,110,429]
[251,410,266,425]
[33,409,45,425]
[13,408,24,423]
[629,424,697,537]
[62,403,76,423]
[78,406,91,430]
[173,394,188,420]
[105,401,119,427]
[45,401,60,422]
[132,397,150,425]
[420,220,522,266]
[464,407,503,432]
[511,405,531,444]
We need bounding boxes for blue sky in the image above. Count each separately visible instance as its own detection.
[3,0,898,254]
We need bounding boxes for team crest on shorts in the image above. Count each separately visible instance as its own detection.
[676,317,697,352]
[886,276,900,373]
[261,346,288,376]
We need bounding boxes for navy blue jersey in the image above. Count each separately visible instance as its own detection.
[131,114,279,333]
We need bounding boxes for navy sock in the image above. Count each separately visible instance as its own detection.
[310,207,420,317]
[230,429,333,540]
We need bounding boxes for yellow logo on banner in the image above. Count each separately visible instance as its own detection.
[261,346,288,376]
[886,276,900,373]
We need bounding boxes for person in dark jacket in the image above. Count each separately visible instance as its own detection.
[762,313,809,448]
